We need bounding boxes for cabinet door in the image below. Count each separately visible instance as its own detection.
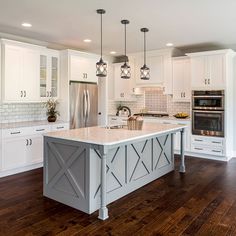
[208,54,225,87]
[3,44,22,101]
[26,135,43,164]
[70,55,98,83]
[50,56,59,98]
[173,59,185,101]
[40,55,48,99]
[183,59,191,100]
[113,63,134,100]
[135,54,164,85]
[191,56,207,88]
[21,49,40,101]
[2,137,27,170]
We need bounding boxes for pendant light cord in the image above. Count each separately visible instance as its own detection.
[124,23,127,63]
[100,13,103,59]
[144,31,146,65]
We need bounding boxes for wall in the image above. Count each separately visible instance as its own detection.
[0,103,47,123]
[108,88,191,117]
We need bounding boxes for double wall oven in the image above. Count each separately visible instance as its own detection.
[192,90,224,137]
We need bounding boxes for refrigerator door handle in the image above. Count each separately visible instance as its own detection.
[87,90,90,120]
[83,90,87,123]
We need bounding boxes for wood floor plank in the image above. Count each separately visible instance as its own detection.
[0,156,236,236]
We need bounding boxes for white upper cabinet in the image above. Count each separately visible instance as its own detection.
[187,50,229,89]
[1,39,45,103]
[113,62,137,101]
[40,49,59,100]
[70,52,98,83]
[172,57,191,102]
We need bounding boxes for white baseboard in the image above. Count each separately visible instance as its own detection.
[0,162,43,178]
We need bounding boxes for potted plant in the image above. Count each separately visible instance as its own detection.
[45,99,60,122]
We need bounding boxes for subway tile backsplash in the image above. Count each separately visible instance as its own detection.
[0,103,47,123]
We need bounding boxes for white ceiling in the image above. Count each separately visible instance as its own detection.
[0,0,236,55]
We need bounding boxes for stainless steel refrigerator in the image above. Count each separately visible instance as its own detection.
[70,81,98,129]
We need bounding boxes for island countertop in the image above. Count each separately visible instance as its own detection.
[44,122,187,146]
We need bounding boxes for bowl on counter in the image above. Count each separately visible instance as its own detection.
[173,112,189,119]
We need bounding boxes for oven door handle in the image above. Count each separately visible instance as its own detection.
[192,95,224,98]
[192,110,224,113]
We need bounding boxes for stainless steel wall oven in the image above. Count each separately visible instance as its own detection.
[192,90,224,137]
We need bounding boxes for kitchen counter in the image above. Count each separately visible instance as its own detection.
[0,120,68,129]
[43,123,186,220]
[45,123,186,145]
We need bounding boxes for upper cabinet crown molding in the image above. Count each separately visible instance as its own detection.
[186,49,236,57]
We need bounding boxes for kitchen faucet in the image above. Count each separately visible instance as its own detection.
[116,105,131,117]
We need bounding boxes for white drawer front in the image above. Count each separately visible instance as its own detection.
[192,145,224,156]
[192,136,224,148]
[51,123,69,131]
[2,127,32,138]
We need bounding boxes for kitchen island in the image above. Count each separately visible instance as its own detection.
[43,123,186,220]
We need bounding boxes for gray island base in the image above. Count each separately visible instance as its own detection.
[43,123,186,220]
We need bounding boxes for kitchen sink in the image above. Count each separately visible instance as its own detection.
[104,125,126,129]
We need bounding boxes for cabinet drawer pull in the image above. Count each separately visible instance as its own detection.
[10,131,21,135]
[194,147,203,150]
[163,122,171,124]
[36,129,45,132]
[194,139,203,142]
[212,141,221,144]
[24,90,26,97]
[26,139,29,146]
[50,91,52,97]
[20,91,23,97]
[111,118,117,120]
[177,123,184,125]
[208,79,210,85]
[29,139,32,145]
[56,126,64,129]
[212,150,221,153]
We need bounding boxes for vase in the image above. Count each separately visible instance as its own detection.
[47,115,57,122]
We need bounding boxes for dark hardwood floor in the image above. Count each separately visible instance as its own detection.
[0,156,236,236]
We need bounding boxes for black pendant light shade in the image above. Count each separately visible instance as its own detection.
[121,20,131,79]
[96,9,107,77]
[140,28,150,80]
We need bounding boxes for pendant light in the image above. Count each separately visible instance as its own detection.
[140,28,150,80]
[96,9,107,77]
[121,20,131,79]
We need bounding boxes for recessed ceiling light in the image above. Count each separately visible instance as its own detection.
[83,39,92,43]
[166,43,173,47]
[21,22,32,28]
[110,51,117,55]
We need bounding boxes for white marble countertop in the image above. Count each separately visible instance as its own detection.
[44,123,187,146]
[0,120,69,129]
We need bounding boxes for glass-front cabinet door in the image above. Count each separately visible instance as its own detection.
[40,50,59,100]
[40,55,47,98]
[51,56,58,98]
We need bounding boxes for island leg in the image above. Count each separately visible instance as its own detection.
[179,128,186,173]
[98,151,109,220]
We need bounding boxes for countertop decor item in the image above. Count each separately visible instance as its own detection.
[174,112,189,119]
[140,28,150,80]
[96,9,107,77]
[45,99,60,122]
[127,116,143,130]
[121,19,131,79]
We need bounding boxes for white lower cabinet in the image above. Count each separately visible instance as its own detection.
[191,135,225,157]
[2,137,27,170]
[0,122,69,176]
